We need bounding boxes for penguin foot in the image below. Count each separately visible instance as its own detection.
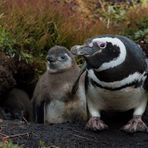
[85,117,108,131]
[122,115,148,133]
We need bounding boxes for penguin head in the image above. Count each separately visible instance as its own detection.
[71,36,125,71]
[47,46,74,73]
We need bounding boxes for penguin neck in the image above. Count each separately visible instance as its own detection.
[87,51,147,90]
[87,69,146,90]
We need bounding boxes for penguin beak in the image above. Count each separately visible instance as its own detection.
[71,45,94,56]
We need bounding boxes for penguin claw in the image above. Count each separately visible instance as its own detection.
[121,115,148,133]
[85,117,108,131]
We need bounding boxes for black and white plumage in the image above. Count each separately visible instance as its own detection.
[71,34,148,133]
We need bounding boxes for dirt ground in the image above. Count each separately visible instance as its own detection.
[0,107,148,148]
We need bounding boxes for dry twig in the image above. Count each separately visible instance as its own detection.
[0,132,30,142]
[22,117,29,125]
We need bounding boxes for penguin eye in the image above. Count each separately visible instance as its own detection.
[60,55,66,60]
[98,42,107,49]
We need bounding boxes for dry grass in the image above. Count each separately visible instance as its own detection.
[0,0,112,55]
[0,0,147,60]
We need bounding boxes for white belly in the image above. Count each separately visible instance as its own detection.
[87,84,146,111]
[44,100,65,124]
[44,84,87,124]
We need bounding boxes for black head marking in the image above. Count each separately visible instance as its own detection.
[84,41,120,69]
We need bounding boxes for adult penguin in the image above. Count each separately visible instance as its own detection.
[71,34,148,133]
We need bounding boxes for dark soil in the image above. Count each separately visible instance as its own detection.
[0,107,148,148]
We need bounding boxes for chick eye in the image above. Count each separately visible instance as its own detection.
[60,56,66,60]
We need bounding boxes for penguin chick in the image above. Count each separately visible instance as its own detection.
[3,88,33,121]
[71,34,148,133]
[32,45,87,124]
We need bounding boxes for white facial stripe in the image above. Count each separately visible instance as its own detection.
[88,69,146,89]
[91,37,127,71]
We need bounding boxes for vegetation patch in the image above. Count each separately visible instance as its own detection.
[0,0,147,69]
